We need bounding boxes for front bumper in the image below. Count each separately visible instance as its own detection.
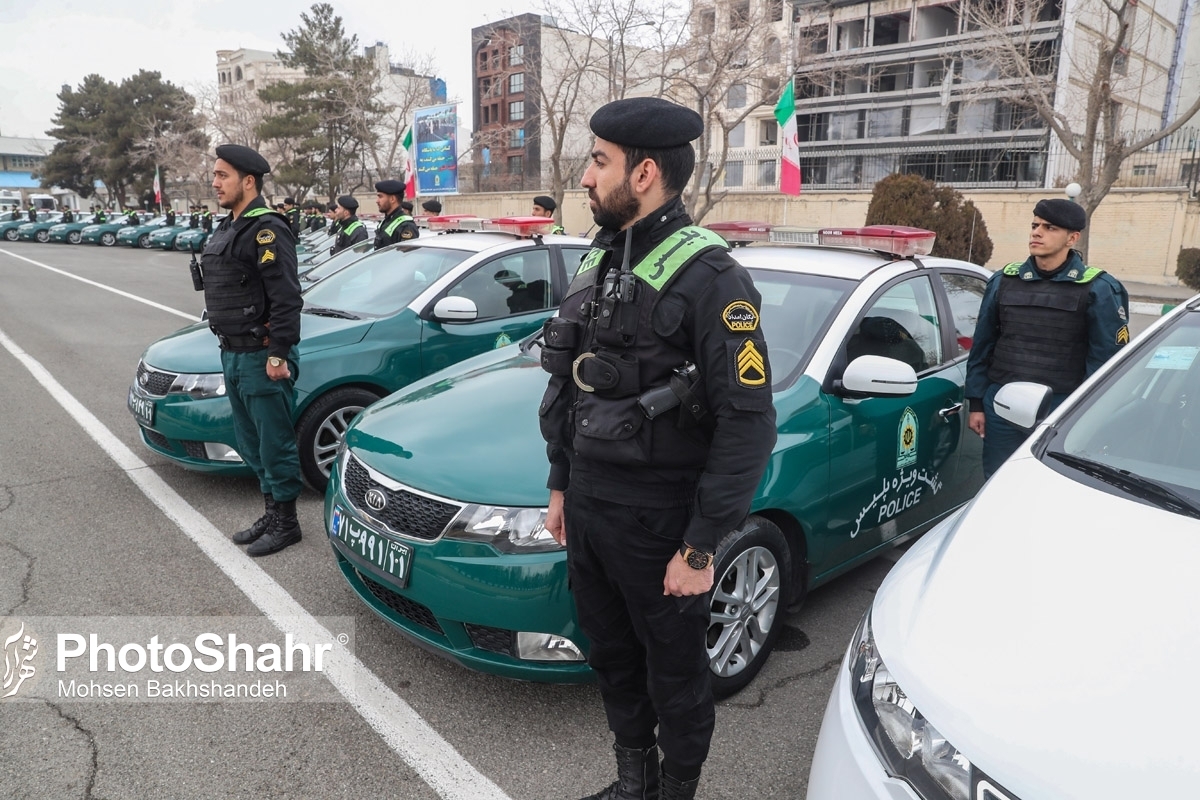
[128,382,251,477]
[326,459,592,683]
[806,649,921,800]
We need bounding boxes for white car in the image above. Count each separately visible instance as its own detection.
[808,296,1200,799]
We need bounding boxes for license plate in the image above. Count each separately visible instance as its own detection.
[330,505,413,587]
[127,387,155,427]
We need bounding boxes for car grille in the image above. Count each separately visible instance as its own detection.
[464,624,514,656]
[142,427,170,450]
[181,440,207,459]
[136,362,177,396]
[355,569,444,635]
[343,456,461,541]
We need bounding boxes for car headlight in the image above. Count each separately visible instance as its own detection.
[443,504,561,553]
[849,612,972,800]
[168,373,226,399]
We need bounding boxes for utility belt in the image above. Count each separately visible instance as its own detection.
[212,326,268,351]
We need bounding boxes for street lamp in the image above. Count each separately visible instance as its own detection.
[1065,182,1082,203]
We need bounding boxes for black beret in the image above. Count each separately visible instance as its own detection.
[533,195,556,211]
[214,144,270,176]
[375,180,405,196]
[400,200,414,212]
[283,196,296,205]
[336,195,358,211]
[589,97,703,148]
[422,199,442,214]
[1033,198,1086,231]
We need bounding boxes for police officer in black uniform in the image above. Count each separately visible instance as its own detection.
[200,144,305,557]
[201,205,214,233]
[532,194,566,234]
[306,203,325,232]
[330,195,368,255]
[539,97,777,800]
[164,207,176,226]
[283,196,302,235]
[421,199,442,216]
[61,207,74,224]
[373,179,418,248]
[966,198,1129,478]
[188,206,199,228]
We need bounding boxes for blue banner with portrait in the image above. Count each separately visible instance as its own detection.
[414,104,459,196]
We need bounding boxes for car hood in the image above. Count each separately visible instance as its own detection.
[140,313,376,374]
[873,452,1200,798]
[346,345,548,506]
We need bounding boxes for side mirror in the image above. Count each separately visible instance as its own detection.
[837,355,919,397]
[993,382,1053,430]
[432,296,479,322]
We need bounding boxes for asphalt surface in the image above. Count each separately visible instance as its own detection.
[0,240,1161,800]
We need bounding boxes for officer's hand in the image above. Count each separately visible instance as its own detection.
[266,360,291,381]
[664,552,714,597]
[546,490,567,546]
[968,411,986,438]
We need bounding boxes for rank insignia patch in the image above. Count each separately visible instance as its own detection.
[722,300,759,332]
[1116,325,1129,345]
[1118,306,1127,321]
[735,339,767,387]
[255,229,276,245]
[260,248,276,265]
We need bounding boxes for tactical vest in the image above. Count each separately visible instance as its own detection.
[201,207,284,338]
[988,262,1102,393]
[383,214,414,237]
[540,226,730,469]
[341,220,363,237]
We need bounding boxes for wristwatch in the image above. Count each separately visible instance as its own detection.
[268,356,285,368]
[680,543,714,570]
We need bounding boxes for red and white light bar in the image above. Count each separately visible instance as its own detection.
[480,216,557,236]
[704,221,937,258]
[425,215,484,232]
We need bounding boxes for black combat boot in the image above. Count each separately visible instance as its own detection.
[232,494,276,545]
[579,743,659,800]
[246,499,302,557]
[659,771,700,800]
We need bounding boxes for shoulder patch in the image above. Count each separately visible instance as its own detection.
[256,229,276,246]
[400,229,415,240]
[735,339,767,387]
[260,248,276,265]
[1002,262,1022,276]
[722,300,759,332]
[1116,325,1129,345]
[1117,305,1127,321]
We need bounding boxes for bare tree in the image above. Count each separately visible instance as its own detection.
[968,0,1200,255]
[358,46,439,185]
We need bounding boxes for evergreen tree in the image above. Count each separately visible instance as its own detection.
[865,173,993,266]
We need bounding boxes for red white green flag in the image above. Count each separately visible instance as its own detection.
[402,128,416,200]
[153,166,162,206]
[774,81,801,196]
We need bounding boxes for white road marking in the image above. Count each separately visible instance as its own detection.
[0,325,512,800]
[0,248,199,322]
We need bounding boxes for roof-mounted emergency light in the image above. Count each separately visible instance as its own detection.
[426,215,484,232]
[480,216,557,237]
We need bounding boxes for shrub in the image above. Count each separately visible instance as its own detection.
[1177,248,1200,290]
[865,173,994,265]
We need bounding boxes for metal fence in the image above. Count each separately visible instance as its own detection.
[710,128,1200,194]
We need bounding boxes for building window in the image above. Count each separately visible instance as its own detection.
[234,67,242,81]
[724,161,744,187]
[510,44,525,66]
[758,159,776,186]
[8,155,41,169]
[760,120,778,146]
[700,9,715,34]
[728,83,747,108]
[509,128,525,148]
[509,73,524,94]
[729,122,746,148]
[482,106,490,124]
[478,50,488,69]
[509,101,525,121]
[1114,48,1128,76]
[1132,164,1156,176]
[767,0,783,22]
[732,1,750,28]
[508,155,523,174]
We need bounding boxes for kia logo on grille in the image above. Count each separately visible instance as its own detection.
[138,371,149,386]
[364,488,387,512]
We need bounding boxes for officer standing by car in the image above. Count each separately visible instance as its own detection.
[61,207,74,224]
[201,205,214,233]
[200,144,305,557]
[966,198,1129,478]
[373,179,418,248]
[330,195,367,255]
[164,207,175,226]
[283,196,302,234]
[421,199,442,216]
[532,194,566,234]
[539,97,777,800]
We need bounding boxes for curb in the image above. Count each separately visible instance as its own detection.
[1129,301,1178,316]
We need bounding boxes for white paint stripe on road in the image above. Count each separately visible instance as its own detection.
[0,248,200,322]
[0,325,512,800]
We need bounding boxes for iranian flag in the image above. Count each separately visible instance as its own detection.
[774,81,801,196]
[402,127,416,200]
[153,166,162,207]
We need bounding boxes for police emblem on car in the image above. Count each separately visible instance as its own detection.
[364,488,387,512]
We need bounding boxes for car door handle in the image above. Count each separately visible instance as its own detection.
[939,403,962,420]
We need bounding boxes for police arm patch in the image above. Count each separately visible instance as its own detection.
[255,229,276,245]
[735,339,767,387]
[400,229,415,239]
[260,247,276,265]
[722,300,759,332]
[1116,325,1129,345]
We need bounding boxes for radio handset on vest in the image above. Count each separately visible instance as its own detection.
[189,245,204,291]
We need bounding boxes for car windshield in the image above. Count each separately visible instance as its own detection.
[1045,310,1200,506]
[746,268,854,388]
[301,245,471,317]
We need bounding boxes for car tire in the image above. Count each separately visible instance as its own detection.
[708,516,793,699]
[100,232,116,246]
[35,230,49,243]
[296,387,382,492]
[67,231,81,244]
[138,233,151,249]
[3,229,16,241]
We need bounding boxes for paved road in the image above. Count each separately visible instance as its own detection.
[0,241,1161,800]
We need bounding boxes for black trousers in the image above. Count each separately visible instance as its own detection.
[564,490,715,770]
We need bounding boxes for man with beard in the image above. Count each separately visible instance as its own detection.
[373,179,418,248]
[330,195,368,255]
[538,97,777,800]
[201,144,304,557]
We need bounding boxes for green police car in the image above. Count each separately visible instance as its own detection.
[16,211,66,242]
[48,214,99,243]
[117,215,171,248]
[128,217,588,491]
[2,211,56,241]
[323,224,993,695]
[173,226,212,252]
[81,213,149,246]
[149,217,197,250]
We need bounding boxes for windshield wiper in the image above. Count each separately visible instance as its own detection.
[1045,451,1200,519]
[303,306,362,320]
